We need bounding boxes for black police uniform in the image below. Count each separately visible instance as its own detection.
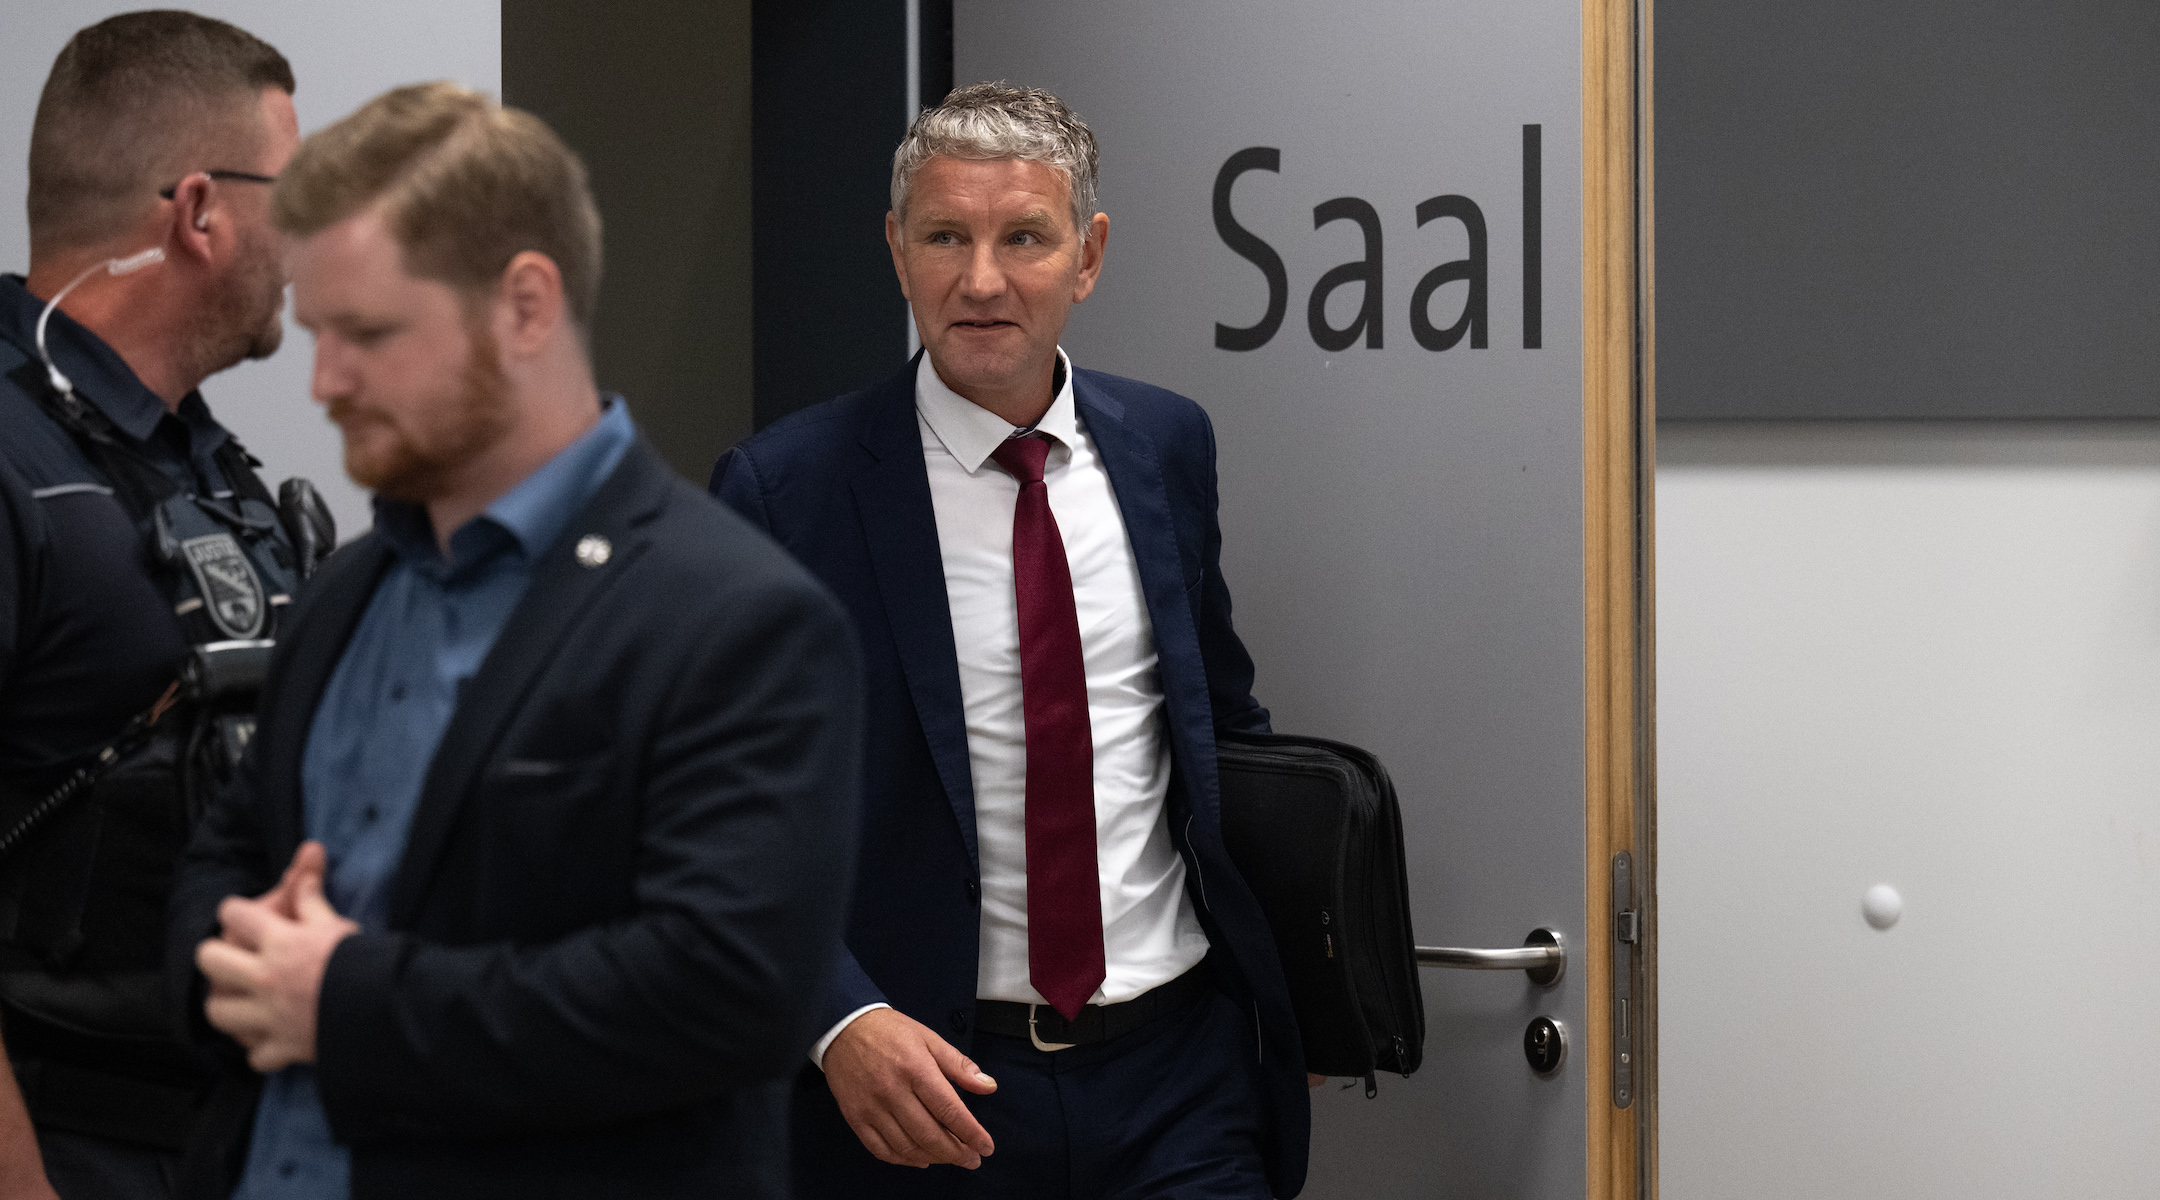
[0,273,311,1194]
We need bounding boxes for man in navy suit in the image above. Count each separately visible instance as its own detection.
[713,83,1312,1199]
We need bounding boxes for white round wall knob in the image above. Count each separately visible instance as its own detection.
[1862,884,1903,930]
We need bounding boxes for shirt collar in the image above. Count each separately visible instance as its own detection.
[915,347,1079,474]
[0,273,215,447]
[373,395,638,577]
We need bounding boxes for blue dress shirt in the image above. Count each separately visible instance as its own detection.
[231,398,635,1200]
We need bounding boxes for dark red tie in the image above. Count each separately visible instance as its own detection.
[990,433,1105,1020]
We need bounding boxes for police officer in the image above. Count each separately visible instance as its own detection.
[0,14,325,1200]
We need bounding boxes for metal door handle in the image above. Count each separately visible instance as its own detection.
[1415,927,1564,986]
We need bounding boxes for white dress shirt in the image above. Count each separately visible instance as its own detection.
[811,350,1209,1067]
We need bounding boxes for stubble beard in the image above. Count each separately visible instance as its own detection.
[184,227,287,382]
[335,314,514,503]
[929,327,1044,404]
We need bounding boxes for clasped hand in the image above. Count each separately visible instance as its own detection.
[195,840,359,1073]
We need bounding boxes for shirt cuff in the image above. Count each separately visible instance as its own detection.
[810,1003,893,1070]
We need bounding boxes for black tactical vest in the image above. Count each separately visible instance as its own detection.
[0,354,320,1048]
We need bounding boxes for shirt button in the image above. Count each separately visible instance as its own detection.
[389,682,408,702]
[362,805,380,824]
[278,1161,298,1179]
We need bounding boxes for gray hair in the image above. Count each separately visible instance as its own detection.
[891,82,1099,234]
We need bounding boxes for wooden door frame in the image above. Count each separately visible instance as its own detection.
[1585,0,1655,1196]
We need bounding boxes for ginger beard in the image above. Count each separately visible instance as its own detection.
[330,305,513,503]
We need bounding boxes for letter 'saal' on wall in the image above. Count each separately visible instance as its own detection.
[1208,124,1544,354]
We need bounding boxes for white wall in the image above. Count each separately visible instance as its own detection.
[1657,422,2160,1197]
[0,2,502,538]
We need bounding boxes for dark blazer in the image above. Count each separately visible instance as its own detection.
[167,440,863,1200]
[711,359,1310,1198]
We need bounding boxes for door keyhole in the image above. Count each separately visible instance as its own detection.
[1524,1016,1567,1075]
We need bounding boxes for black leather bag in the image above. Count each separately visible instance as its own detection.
[1216,730,1424,1086]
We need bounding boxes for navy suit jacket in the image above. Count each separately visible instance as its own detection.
[711,359,1310,1197]
[168,440,863,1200]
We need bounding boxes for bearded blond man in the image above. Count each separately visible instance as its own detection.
[168,83,861,1200]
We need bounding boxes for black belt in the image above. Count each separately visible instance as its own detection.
[974,966,1209,1048]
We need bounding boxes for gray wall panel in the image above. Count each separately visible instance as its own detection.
[1658,0,2160,420]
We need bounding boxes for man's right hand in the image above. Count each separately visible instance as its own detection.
[821,1007,997,1170]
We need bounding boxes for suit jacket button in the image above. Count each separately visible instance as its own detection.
[948,1009,970,1035]
[964,878,980,903]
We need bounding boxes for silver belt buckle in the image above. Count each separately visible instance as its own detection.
[1027,1004,1077,1051]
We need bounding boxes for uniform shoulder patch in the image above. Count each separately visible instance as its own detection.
[181,532,265,639]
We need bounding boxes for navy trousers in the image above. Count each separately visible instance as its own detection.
[793,987,1272,1200]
